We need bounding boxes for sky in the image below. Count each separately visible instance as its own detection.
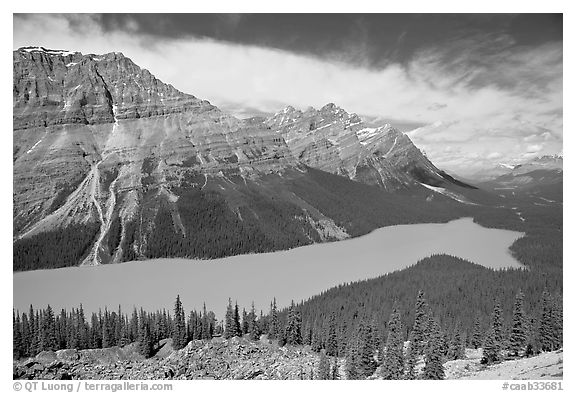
[13,13,563,175]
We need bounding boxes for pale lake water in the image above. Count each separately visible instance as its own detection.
[13,217,524,317]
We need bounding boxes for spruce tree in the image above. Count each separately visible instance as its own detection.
[345,340,359,380]
[509,290,527,357]
[410,290,429,356]
[448,326,466,360]
[248,302,260,341]
[404,340,418,380]
[172,295,187,349]
[356,320,377,377]
[224,298,235,339]
[492,302,503,347]
[381,306,405,380]
[331,356,339,380]
[325,312,338,356]
[268,298,279,339]
[241,308,249,335]
[138,315,154,358]
[317,350,331,380]
[285,301,302,345]
[13,310,23,359]
[422,319,445,380]
[470,315,483,349]
[233,302,241,337]
[481,326,501,365]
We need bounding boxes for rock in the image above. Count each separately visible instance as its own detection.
[35,351,57,363]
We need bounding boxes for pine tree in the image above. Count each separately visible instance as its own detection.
[233,302,241,337]
[448,326,466,360]
[481,326,501,365]
[410,290,429,356]
[509,290,527,357]
[248,302,260,341]
[138,314,154,358]
[284,301,302,345]
[224,298,236,339]
[404,340,417,380]
[268,298,279,339]
[172,295,187,349]
[13,310,23,359]
[470,315,483,349]
[331,356,339,380]
[325,312,338,356]
[422,319,445,380]
[345,341,359,380]
[356,320,377,378]
[102,309,112,348]
[241,308,249,335]
[381,305,405,380]
[317,350,331,380]
[38,305,57,352]
[492,302,503,347]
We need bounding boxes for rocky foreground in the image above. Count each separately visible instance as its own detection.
[13,336,563,380]
[13,337,322,380]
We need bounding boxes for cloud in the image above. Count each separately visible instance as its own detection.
[13,14,562,174]
[526,144,544,153]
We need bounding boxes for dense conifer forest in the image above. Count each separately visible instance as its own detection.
[14,266,562,379]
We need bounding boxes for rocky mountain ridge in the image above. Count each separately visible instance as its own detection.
[13,47,477,270]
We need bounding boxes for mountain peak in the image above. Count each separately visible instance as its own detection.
[18,46,79,57]
[13,47,215,129]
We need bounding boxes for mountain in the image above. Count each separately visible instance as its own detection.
[475,156,563,203]
[13,47,477,271]
[470,155,563,182]
[265,103,475,192]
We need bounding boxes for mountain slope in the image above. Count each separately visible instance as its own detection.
[13,47,478,271]
[265,103,476,193]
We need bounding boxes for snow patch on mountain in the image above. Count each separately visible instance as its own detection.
[419,183,476,205]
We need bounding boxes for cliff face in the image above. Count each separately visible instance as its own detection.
[13,47,211,129]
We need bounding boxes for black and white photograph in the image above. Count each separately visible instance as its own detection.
[8,8,569,389]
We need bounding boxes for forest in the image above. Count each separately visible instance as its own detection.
[14,267,562,379]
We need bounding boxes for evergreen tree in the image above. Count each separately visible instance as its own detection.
[233,302,241,337]
[404,340,418,380]
[317,350,331,380]
[410,290,429,356]
[422,319,445,380]
[470,315,483,349]
[248,302,260,341]
[331,356,339,380]
[241,308,249,335]
[268,298,279,339]
[345,341,359,380]
[38,305,57,352]
[356,320,377,377]
[284,301,302,345]
[481,326,501,365]
[448,325,466,360]
[325,312,338,356]
[224,298,236,339]
[138,314,154,358]
[13,310,23,359]
[172,295,187,350]
[492,302,503,347]
[509,290,527,356]
[381,305,404,379]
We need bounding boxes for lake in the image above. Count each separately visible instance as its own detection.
[13,217,524,317]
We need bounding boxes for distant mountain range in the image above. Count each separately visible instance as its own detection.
[12,46,556,271]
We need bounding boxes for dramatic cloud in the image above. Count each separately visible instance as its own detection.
[13,14,562,175]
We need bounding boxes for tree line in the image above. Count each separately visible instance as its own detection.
[14,287,562,380]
